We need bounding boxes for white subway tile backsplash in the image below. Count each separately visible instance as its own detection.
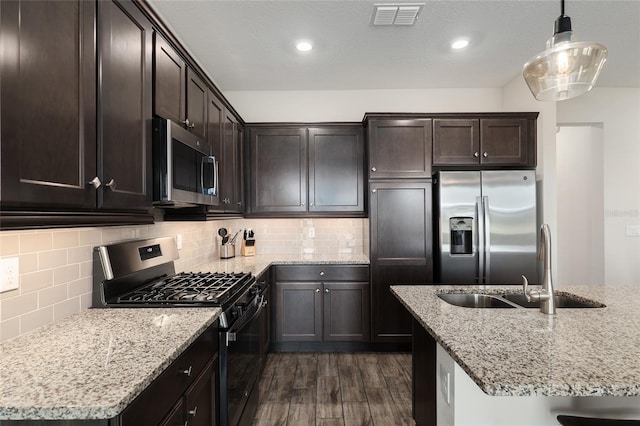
[20,306,53,334]
[0,217,367,341]
[20,270,53,294]
[0,317,20,342]
[39,284,69,307]
[38,249,68,270]
[52,230,79,249]
[0,234,20,256]
[53,264,80,285]
[53,298,81,322]
[1,292,38,321]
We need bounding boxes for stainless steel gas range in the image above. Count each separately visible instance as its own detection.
[92,237,265,426]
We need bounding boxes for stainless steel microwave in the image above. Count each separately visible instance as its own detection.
[152,118,218,207]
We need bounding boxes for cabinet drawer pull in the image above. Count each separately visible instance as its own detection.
[88,176,102,189]
[178,366,193,377]
[319,271,325,276]
[188,406,198,417]
[371,189,377,193]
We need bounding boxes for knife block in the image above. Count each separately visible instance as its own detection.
[241,239,255,257]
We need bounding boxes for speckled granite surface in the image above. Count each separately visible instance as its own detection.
[391,284,640,398]
[192,253,370,277]
[0,307,220,420]
[0,253,368,420]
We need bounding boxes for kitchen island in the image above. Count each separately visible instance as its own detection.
[391,284,640,425]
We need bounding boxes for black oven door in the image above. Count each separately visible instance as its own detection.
[221,294,265,426]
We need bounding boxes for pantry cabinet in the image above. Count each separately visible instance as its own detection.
[369,180,433,343]
[273,265,370,343]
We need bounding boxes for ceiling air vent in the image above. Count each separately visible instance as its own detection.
[371,3,424,26]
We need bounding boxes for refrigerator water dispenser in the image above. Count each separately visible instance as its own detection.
[450,217,473,255]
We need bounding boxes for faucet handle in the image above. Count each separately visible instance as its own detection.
[521,274,532,301]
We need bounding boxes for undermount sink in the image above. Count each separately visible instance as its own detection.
[438,292,605,309]
[501,293,606,309]
[437,293,516,309]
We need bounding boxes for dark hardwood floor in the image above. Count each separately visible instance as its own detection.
[252,352,415,426]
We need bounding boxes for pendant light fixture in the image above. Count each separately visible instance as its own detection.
[522,0,607,102]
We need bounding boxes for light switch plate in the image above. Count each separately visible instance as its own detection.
[0,257,20,293]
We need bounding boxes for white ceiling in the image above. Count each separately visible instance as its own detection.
[148,0,640,92]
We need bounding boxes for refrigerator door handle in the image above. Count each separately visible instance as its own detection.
[483,195,491,284]
[476,196,485,284]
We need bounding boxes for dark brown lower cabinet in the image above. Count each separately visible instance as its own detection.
[274,265,370,343]
[412,318,437,426]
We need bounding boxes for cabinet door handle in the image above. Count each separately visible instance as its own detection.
[315,288,320,293]
[325,288,330,293]
[88,176,101,189]
[483,152,488,158]
[178,366,192,377]
[188,406,198,417]
[182,118,191,128]
[105,179,117,190]
[301,202,305,206]
[371,166,377,172]
[474,152,479,158]
[371,189,377,194]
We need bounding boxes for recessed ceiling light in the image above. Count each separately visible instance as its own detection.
[451,39,470,50]
[296,41,313,52]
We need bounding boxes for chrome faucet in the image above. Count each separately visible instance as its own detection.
[522,224,557,314]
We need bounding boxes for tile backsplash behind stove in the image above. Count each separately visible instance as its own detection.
[0,218,367,342]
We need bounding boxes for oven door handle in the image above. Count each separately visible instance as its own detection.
[226,295,266,346]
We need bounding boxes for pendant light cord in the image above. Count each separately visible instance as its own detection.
[561,0,565,16]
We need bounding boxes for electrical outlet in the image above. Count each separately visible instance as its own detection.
[308,227,315,238]
[176,234,183,250]
[1,257,20,293]
[439,364,451,405]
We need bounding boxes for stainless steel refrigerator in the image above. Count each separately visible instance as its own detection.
[434,170,538,285]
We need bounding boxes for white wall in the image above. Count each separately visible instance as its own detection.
[557,88,640,285]
[556,125,605,285]
[225,88,503,122]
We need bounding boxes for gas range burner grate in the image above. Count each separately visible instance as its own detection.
[117,271,252,305]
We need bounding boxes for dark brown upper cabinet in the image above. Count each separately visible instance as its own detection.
[249,127,308,214]
[432,115,537,168]
[308,127,365,213]
[0,0,154,228]
[220,111,243,213]
[247,125,365,216]
[205,90,224,209]
[153,33,186,124]
[186,69,208,141]
[153,33,208,142]
[0,0,97,210]
[367,118,433,179]
[98,0,153,210]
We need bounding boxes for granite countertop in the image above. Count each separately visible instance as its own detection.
[391,284,640,398]
[0,252,368,421]
[191,252,370,277]
[0,307,221,420]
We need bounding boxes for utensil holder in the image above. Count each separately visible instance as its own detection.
[220,244,235,259]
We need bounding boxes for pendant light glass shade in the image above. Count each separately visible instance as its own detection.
[522,1,608,102]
